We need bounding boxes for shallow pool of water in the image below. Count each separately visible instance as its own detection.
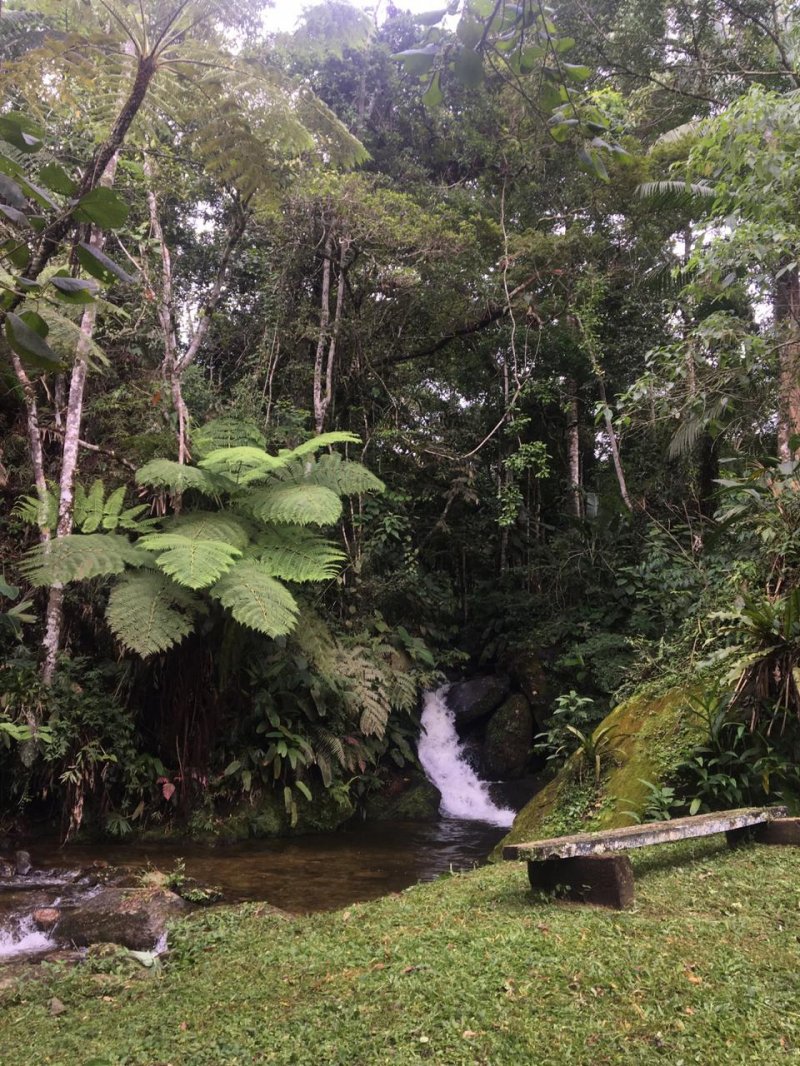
[10,817,506,916]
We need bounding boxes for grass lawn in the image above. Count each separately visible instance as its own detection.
[2,838,800,1064]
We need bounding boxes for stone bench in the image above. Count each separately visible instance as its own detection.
[502,805,796,908]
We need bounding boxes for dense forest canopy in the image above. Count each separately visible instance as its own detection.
[2,0,800,839]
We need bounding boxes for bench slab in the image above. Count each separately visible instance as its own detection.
[504,805,788,862]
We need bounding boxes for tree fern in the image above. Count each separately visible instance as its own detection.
[210,559,299,637]
[138,533,241,590]
[191,415,266,458]
[198,446,290,485]
[278,452,385,495]
[136,459,227,497]
[256,526,345,582]
[20,533,148,586]
[288,431,361,458]
[106,571,202,657]
[163,511,252,551]
[245,482,343,527]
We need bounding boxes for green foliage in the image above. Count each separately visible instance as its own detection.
[534,690,602,765]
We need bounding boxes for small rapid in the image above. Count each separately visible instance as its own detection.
[418,687,515,827]
[0,915,56,961]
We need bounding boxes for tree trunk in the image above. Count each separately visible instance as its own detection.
[596,378,632,511]
[42,154,120,683]
[775,266,800,460]
[567,378,583,518]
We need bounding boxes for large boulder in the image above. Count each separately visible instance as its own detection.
[55,886,186,950]
[508,650,549,729]
[445,675,510,727]
[483,695,534,780]
[364,772,442,821]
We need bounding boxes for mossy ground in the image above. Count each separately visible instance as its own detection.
[2,839,800,1064]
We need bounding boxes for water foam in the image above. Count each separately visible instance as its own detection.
[418,686,515,827]
[0,915,56,960]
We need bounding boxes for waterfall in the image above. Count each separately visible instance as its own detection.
[0,915,56,960]
[418,686,515,827]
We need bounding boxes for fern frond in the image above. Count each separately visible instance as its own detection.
[136,459,228,497]
[198,446,290,485]
[163,511,252,551]
[210,559,299,637]
[286,431,361,459]
[278,453,384,496]
[76,479,105,532]
[637,180,715,212]
[337,646,391,737]
[106,571,201,657]
[138,533,241,589]
[13,489,57,530]
[256,526,345,582]
[20,533,148,586]
[191,415,266,458]
[668,416,704,459]
[246,483,343,527]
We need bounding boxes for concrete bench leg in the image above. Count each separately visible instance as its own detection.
[754,818,800,845]
[527,854,635,910]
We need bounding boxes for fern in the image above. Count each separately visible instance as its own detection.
[136,459,227,497]
[106,571,202,657]
[278,453,385,495]
[210,559,299,637]
[191,416,266,458]
[246,483,343,527]
[637,180,715,211]
[198,446,290,485]
[163,511,252,551]
[13,489,57,530]
[138,533,241,590]
[20,534,148,586]
[288,431,361,458]
[75,479,105,532]
[256,526,345,583]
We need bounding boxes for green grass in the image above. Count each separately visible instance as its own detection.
[3,840,800,1064]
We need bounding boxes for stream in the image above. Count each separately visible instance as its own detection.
[1,685,527,963]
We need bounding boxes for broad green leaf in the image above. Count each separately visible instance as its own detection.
[18,310,48,336]
[50,276,99,305]
[393,46,437,76]
[0,114,43,153]
[76,242,135,285]
[39,163,77,196]
[454,48,484,87]
[1,237,31,270]
[0,203,29,227]
[415,7,448,24]
[563,62,591,82]
[74,187,129,229]
[0,174,26,210]
[5,312,61,369]
[423,70,443,108]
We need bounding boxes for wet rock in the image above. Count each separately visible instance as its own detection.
[55,886,187,951]
[483,694,534,780]
[365,772,442,822]
[509,650,549,729]
[32,907,60,930]
[445,675,510,727]
[14,851,32,876]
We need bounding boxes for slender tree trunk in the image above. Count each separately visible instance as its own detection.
[42,155,120,683]
[567,377,583,518]
[596,378,632,511]
[314,231,334,434]
[775,266,800,460]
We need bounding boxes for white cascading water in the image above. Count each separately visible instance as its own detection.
[418,686,515,827]
[0,915,56,960]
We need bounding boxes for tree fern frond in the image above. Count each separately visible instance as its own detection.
[277,453,384,495]
[337,646,391,738]
[20,533,148,586]
[106,570,201,657]
[191,415,266,457]
[286,431,361,459]
[256,526,345,582]
[163,511,252,551]
[136,459,228,497]
[668,416,705,459]
[13,489,57,530]
[637,180,715,212]
[245,482,343,527]
[198,446,290,485]
[210,559,299,637]
[138,533,241,589]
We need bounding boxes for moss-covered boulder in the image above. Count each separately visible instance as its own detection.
[364,772,442,821]
[483,695,534,780]
[494,684,704,858]
[508,649,549,728]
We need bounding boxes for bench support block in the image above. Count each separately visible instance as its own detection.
[754,817,800,845]
[527,854,635,910]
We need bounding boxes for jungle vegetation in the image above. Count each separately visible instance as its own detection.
[2,0,800,839]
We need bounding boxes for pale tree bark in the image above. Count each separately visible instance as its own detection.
[145,158,250,463]
[42,154,120,683]
[567,377,583,519]
[775,266,800,461]
[596,377,633,512]
[313,229,351,434]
